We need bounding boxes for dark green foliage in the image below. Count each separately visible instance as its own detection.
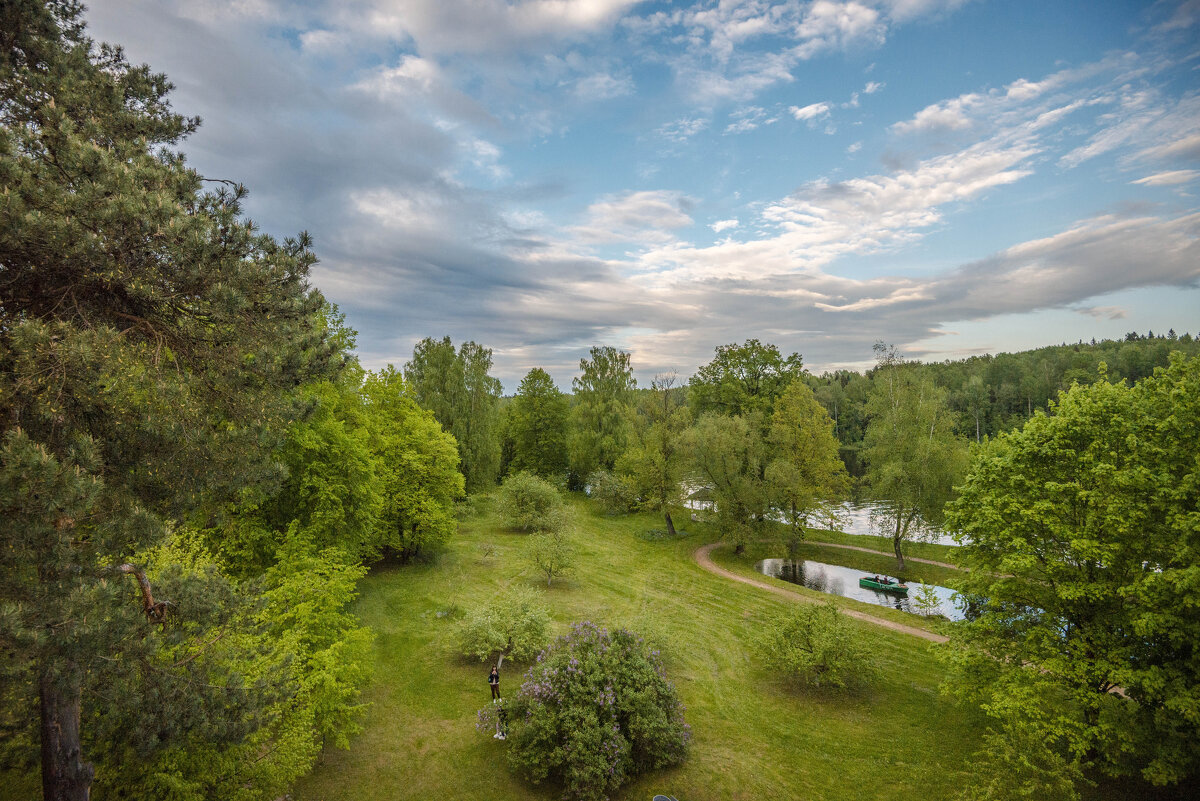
[688,339,804,418]
[495,471,564,533]
[406,337,503,493]
[587,469,639,515]
[0,5,358,797]
[569,346,636,487]
[957,721,1089,801]
[507,368,569,479]
[757,603,877,690]
[489,623,689,801]
[944,355,1200,788]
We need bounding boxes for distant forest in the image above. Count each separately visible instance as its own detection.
[799,331,1200,475]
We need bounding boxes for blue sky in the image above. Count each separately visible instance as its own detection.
[88,0,1200,390]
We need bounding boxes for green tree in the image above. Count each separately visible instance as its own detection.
[405,337,503,493]
[757,603,877,690]
[568,346,636,486]
[944,355,1200,788]
[862,345,967,570]
[362,367,465,561]
[617,374,691,537]
[0,5,336,797]
[688,412,768,554]
[508,368,569,479]
[526,529,576,587]
[765,381,849,556]
[495,471,565,533]
[455,586,551,669]
[688,339,804,418]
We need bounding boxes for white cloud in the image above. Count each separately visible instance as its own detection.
[353,0,642,55]
[657,116,710,142]
[790,101,832,122]
[1131,169,1200,186]
[847,141,862,153]
[575,71,634,100]
[892,93,981,133]
[572,190,695,244]
[864,80,884,93]
[711,218,740,233]
[630,139,1036,285]
[725,105,778,134]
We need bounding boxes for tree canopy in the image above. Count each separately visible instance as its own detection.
[862,345,967,569]
[405,336,503,493]
[507,368,569,479]
[0,4,340,797]
[945,354,1200,789]
[688,339,804,418]
[568,346,636,485]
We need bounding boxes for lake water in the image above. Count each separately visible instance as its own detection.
[754,557,965,621]
[811,501,961,547]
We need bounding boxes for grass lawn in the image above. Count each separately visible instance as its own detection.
[293,497,981,801]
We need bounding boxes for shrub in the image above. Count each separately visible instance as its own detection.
[496,471,565,532]
[455,586,552,666]
[588,470,639,515]
[757,603,877,690]
[491,622,689,801]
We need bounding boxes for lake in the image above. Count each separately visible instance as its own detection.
[754,557,965,621]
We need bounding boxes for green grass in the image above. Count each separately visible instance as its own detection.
[802,524,964,566]
[293,497,981,801]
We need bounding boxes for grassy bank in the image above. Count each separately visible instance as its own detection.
[294,497,979,801]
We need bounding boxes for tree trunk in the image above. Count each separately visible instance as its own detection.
[892,514,906,571]
[664,510,676,538]
[40,669,93,801]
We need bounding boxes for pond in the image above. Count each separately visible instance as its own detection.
[754,557,965,621]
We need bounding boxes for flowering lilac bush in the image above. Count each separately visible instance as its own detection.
[484,622,690,801]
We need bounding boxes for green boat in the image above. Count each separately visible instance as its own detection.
[859,576,909,595]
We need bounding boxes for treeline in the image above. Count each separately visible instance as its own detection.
[807,332,1200,473]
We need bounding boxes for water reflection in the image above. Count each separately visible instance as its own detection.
[820,502,961,547]
[755,557,965,621]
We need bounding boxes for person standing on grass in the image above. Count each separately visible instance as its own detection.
[489,665,501,701]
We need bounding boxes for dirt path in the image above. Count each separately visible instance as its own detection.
[805,540,961,570]
[693,542,949,644]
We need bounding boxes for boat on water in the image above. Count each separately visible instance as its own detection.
[859,575,909,595]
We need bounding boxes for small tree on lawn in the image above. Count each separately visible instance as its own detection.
[757,604,877,690]
[481,622,689,801]
[455,586,551,670]
[526,530,576,587]
[495,471,564,532]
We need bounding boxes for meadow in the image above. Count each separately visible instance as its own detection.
[294,497,979,801]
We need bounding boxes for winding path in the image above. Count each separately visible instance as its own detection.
[693,542,949,644]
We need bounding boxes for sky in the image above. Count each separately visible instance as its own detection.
[86,0,1200,390]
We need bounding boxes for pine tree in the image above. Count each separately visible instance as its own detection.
[0,5,336,797]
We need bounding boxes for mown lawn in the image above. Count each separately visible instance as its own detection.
[293,497,982,801]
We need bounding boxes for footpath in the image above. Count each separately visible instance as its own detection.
[693,542,949,644]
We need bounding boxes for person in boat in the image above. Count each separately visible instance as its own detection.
[489,665,501,701]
